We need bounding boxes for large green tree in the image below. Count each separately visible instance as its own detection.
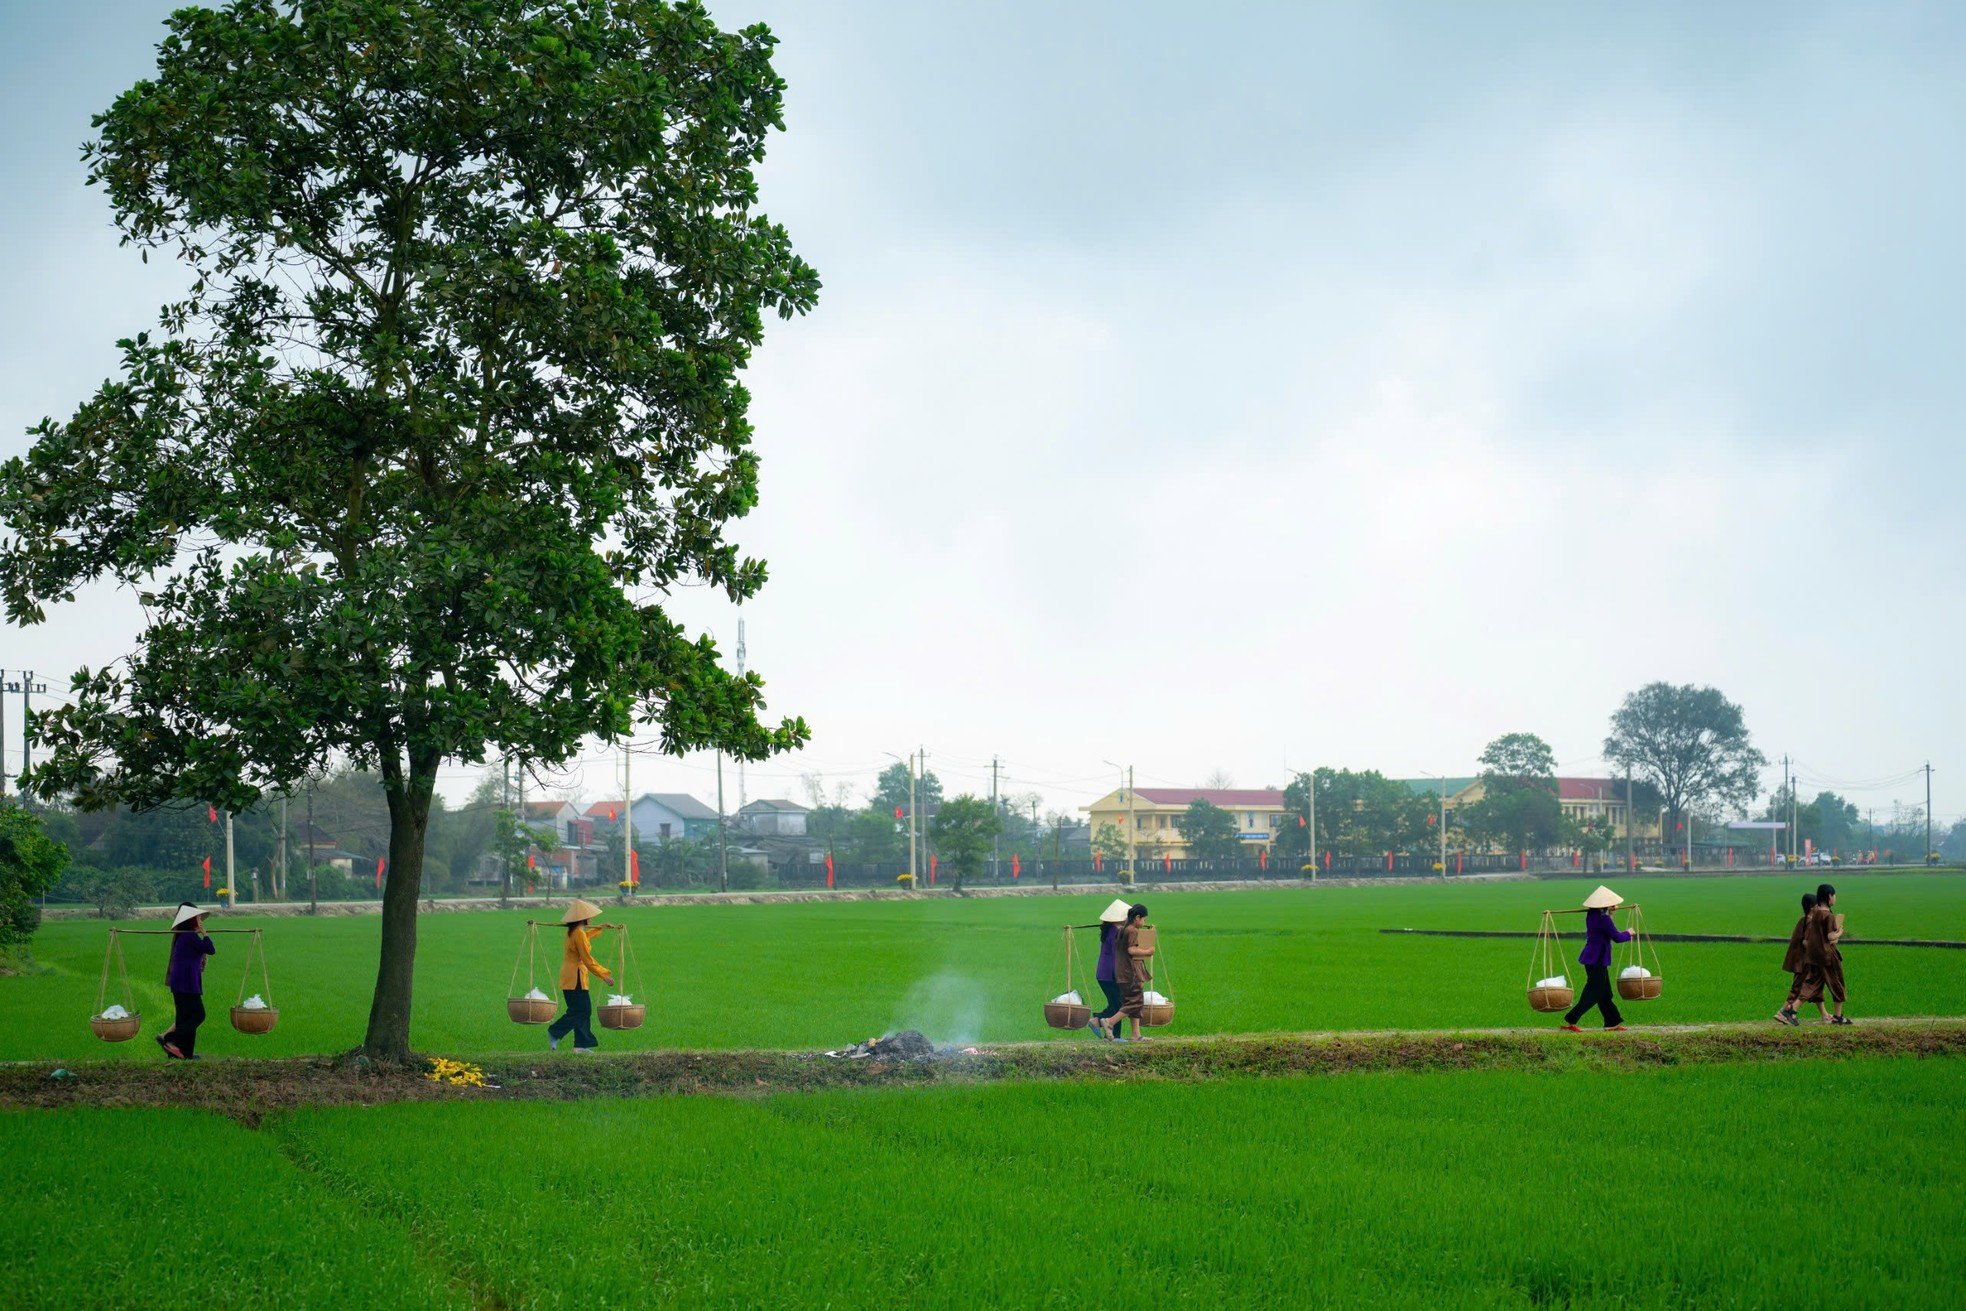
[1180,798,1243,861]
[1464,732,1561,854]
[929,795,1000,892]
[1604,684,1766,839]
[871,762,942,819]
[0,0,815,1060]
[0,806,70,951]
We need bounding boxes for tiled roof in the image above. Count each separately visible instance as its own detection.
[1130,788,1286,807]
[584,800,625,818]
[1558,777,1627,802]
[739,798,810,813]
[521,800,571,818]
[639,793,720,821]
[1399,777,1478,797]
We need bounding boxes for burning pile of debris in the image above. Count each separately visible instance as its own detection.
[821,1029,937,1061]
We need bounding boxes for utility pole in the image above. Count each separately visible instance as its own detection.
[1624,771,1634,873]
[1306,771,1318,880]
[18,671,44,791]
[500,756,512,906]
[225,810,237,909]
[622,741,634,896]
[277,794,289,902]
[735,618,748,813]
[908,748,921,882]
[1927,761,1935,863]
[990,756,1000,882]
[715,751,728,893]
[517,759,529,893]
[307,780,318,914]
[1125,765,1136,883]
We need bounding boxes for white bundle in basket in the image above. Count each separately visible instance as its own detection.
[1619,966,1652,980]
[1534,976,1567,990]
[1049,991,1083,1006]
[240,994,269,1010]
[97,1004,131,1021]
[523,986,551,1002]
[1142,990,1170,1006]
[607,994,634,1007]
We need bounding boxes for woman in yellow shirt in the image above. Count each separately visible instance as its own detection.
[547,898,614,1053]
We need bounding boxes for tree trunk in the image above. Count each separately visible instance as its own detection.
[362,761,437,1062]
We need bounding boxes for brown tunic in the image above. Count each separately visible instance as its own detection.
[1780,915,1809,974]
[1114,924,1151,1018]
[1793,905,1846,1003]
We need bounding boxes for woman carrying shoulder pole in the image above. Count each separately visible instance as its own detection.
[157,902,215,1060]
[1774,892,1819,1025]
[1080,899,1132,1039]
[1561,885,1632,1032]
[547,898,613,1053]
[1097,903,1153,1042]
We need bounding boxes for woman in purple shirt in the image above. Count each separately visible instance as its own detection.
[158,902,216,1059]
[1078,899,1132,1038]
[1561,885,1632,1031]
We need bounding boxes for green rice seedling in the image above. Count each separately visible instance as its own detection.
[0,1107,468,1309]
[7,873,1961,1062]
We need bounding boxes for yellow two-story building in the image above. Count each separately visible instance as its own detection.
[1084,787,1288,860]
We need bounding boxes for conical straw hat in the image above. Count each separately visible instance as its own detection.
[1581,885,1623,910]
[1099,898,1132,923]
[171,902,209,929]
[561,898,603,925]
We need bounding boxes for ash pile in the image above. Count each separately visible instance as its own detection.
[821,1029,936,1061]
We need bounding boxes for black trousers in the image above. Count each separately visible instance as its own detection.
[1094,978,1123,1021]
[1565,965,1623,1028]
[548,986,598,1049]
[170,991,206,1057]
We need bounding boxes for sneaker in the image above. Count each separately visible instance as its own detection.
[1559,1024,1581,1032]
[1773,1009,1797,1027]
[1831,1015,1853,1026]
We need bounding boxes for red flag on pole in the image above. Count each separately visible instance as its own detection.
[527,851,535,869]
[1259,847,1269,871]
[1323,850,1331,870]
[929,854,937,886]
[201,855,212,888]
[1573,850,1581,869]
[1520,850,1528,870]
[1011,853,1021,879]
[1385,851,1393,872]
[1094,851,1103,872]
[894,805,905,821]
[376,857,385,888]
[1456,852,1463,875]
[824,852,834,889]
[628,848,640,886]
[207,805,218,823]
[1163,853,1171,873]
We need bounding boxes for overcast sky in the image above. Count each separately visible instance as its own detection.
[0,1,1959,827]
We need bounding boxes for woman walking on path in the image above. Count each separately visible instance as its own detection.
[547,899,613,1053]
[157,903,215,1060]
[1561,885,1633,1032]
[1794,883,1850,1025]
[1774,892,1822,1025]
[1081,899,1132,1038]
[1097,903,1154,1042]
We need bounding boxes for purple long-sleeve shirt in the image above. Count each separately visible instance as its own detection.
[165,932,214,994]
[1577,908,1632,967]
[1095,923,1118,982]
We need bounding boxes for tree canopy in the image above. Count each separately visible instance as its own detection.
[928,795,999,891]
[1464,732,1561,854]
[1180,798,1243,861]
[1604,683,1766,836]
[0,0,816,1058]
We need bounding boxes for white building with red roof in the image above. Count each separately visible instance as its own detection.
[1083,786,1287,859]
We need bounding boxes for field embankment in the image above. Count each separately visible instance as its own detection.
[5,1018,1961,1113]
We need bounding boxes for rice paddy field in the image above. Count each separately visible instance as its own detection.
[5,872,1963,1061]
[3,1056,1960,1308]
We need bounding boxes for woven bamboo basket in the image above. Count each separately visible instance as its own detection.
[1139,1000,1175,1027]
[1616,975,1663,1001]
[598,1002,646,1031]
[230,1005,280,1035]
[90,1013,141,1042]
[1527,985,1574,1013]
[1043,1001,1092,1029]
[507,996,556,1024]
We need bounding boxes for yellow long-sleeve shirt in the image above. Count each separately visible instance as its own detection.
[559,926,613,990]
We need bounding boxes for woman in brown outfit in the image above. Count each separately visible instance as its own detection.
[1773,892,1821,1025]
[1096,903,1153,1042]
[1793,883,1850,1025]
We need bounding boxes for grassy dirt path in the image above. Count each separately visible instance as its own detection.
[4,1017,1960,1114]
